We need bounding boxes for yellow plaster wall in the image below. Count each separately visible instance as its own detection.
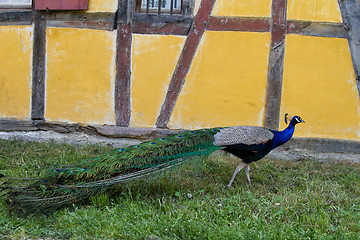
[46,28,116,124]
[168,31,270,129]
[212,0,272,17]
[0,26,33,119]
[87,0,117,12]
[130,34,186,127]
[281,35,360,140]
[287,0,342,22]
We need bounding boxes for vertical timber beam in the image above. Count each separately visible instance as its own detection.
[31,11,47,120]
[338,0,360,98]
[264,0,287,130]
[155,0,216,128]
[115,0,134,126]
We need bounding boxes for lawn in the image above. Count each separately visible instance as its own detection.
[0,139,359,239]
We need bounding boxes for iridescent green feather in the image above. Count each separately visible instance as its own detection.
[1,128,223,214]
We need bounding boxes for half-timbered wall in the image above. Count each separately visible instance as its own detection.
[0,0,360,144]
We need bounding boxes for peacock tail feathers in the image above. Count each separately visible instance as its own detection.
[42,128,223,182]
[1,127,223,215]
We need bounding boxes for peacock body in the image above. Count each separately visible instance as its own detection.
[0,115,304,215]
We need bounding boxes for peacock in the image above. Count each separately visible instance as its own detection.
[0,114,304,215]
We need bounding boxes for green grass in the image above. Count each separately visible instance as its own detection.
[0,139,359,239]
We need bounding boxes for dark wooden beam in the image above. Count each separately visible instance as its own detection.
[0,9,32,25]
[115,23,132,126]
[287,20,346,38]
[338,0,360,98]
[114,0,134,126]
[0,10,351,39]
[133,22,191,35]
[133,13,193,35]
[155,0,216,128]
[207,16,270,32]
[134,13,193,23]
[263,0,287,130]
[31,11,47,120]
[270,0,287,48]
[46,12,115,31]
[0,119,38,131]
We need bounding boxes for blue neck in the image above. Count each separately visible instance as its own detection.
[271,120,297,148]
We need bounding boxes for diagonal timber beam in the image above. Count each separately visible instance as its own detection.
[155,0,216,128]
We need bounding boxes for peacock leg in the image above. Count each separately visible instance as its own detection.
[245,164,251,185]
[227,162,247,187]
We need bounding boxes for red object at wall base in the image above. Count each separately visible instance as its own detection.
[35,0,88,10]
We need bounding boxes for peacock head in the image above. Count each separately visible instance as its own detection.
[285,113,305,125]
